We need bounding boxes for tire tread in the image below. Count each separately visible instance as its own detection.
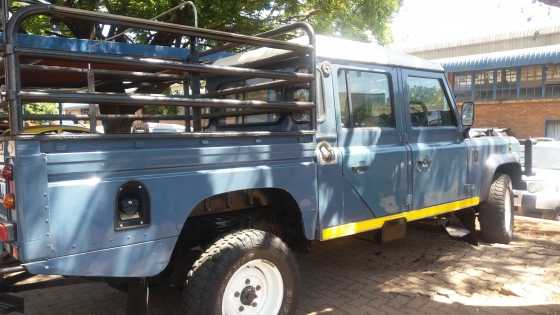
[181,229,298,315]
[479,174,514,244]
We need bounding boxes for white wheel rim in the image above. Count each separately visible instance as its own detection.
[504,188,512,234]
[222,259,284,315]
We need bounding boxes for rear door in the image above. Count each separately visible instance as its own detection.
[401,69,469,210]
[335,65,409,219]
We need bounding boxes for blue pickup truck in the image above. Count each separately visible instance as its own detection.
[0,3,523,315]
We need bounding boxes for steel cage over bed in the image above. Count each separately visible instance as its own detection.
[0,0,316,135]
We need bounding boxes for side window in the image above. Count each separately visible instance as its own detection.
[337,69,394,128]
[407,76,457,127]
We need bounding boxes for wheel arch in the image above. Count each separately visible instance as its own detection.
[481,155,523,202]
[157,186,316,281]
[175,187,316,249]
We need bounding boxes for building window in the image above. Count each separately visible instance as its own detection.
[453,72,472,101]
[520,65,542,98]
[546,120,560,140]
[80,108,89,115]
[545,64,560,98]
[496,69,517,100]
[474,71,494,100]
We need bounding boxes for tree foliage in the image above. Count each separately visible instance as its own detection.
[13,0,400,44]
[24,103,59,114]
[10,0,400,132]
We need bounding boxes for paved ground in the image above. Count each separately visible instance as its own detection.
[8,216,560,314]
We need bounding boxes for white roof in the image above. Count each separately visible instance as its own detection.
[214,35,443,72]
[62,103,89,109]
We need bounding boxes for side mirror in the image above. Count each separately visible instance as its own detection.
[461,102,475,128]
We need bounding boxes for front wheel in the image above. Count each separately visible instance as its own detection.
[181,229,300,315]
[479,174,514,244]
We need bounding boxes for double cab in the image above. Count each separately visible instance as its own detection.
[0,4,522,314]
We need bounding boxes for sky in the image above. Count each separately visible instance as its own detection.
[390,0,560,51]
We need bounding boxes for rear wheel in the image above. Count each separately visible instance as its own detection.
[479,174,514,244]
[182,229,299,315]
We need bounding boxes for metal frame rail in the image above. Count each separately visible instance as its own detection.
[0,2,316,135]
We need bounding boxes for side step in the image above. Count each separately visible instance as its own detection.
[443,209,478,245]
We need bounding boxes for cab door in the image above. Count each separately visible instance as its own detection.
[335,66,409,220]
[401,69,469,210]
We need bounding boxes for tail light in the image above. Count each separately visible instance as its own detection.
[3,193,15,209]
[1,164,13,181]
[0,223,14,242]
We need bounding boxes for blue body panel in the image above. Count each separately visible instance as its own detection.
[316,63,409,231]
[11,135,318,276]
[466,137,522,200]
[315,59,521,235]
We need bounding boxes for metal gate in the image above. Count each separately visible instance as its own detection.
[545,120,560,140]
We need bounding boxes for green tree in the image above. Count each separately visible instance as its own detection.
[10,0,400,132]
[14,0,400,44]
[25,103,59,115]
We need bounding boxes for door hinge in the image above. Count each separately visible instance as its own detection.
[406,194,413,207]
[464,184,475,196]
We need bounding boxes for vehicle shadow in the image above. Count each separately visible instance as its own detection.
[14,217,560,315]
[147,219,560,315]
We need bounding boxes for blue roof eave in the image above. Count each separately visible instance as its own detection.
[436,44,560,73]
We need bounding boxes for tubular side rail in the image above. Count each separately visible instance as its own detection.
[2,3,316,135]
[5,5,313,54]
[21,108,306,122]
[16,91,314,110]
[200,22,316,57]
[20,65,186,81]
[15,48,314,82]
[205,80,299,98]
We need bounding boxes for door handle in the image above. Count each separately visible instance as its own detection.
[416,158,432,172]
[351,165,369,174]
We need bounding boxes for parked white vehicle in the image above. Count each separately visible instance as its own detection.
[469,128,511,138]
[132,122,186,133]
[514,140,560,220]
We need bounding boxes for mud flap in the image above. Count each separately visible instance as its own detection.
[126,278,149,315]
[381,218,407,242]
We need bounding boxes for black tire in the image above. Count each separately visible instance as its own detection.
[479,174,514,244]
[181,229,300,315]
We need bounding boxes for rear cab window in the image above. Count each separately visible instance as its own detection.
[337,69,395,128]
[407,76,457,128]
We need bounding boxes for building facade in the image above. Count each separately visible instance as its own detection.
[407,28,560,139]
